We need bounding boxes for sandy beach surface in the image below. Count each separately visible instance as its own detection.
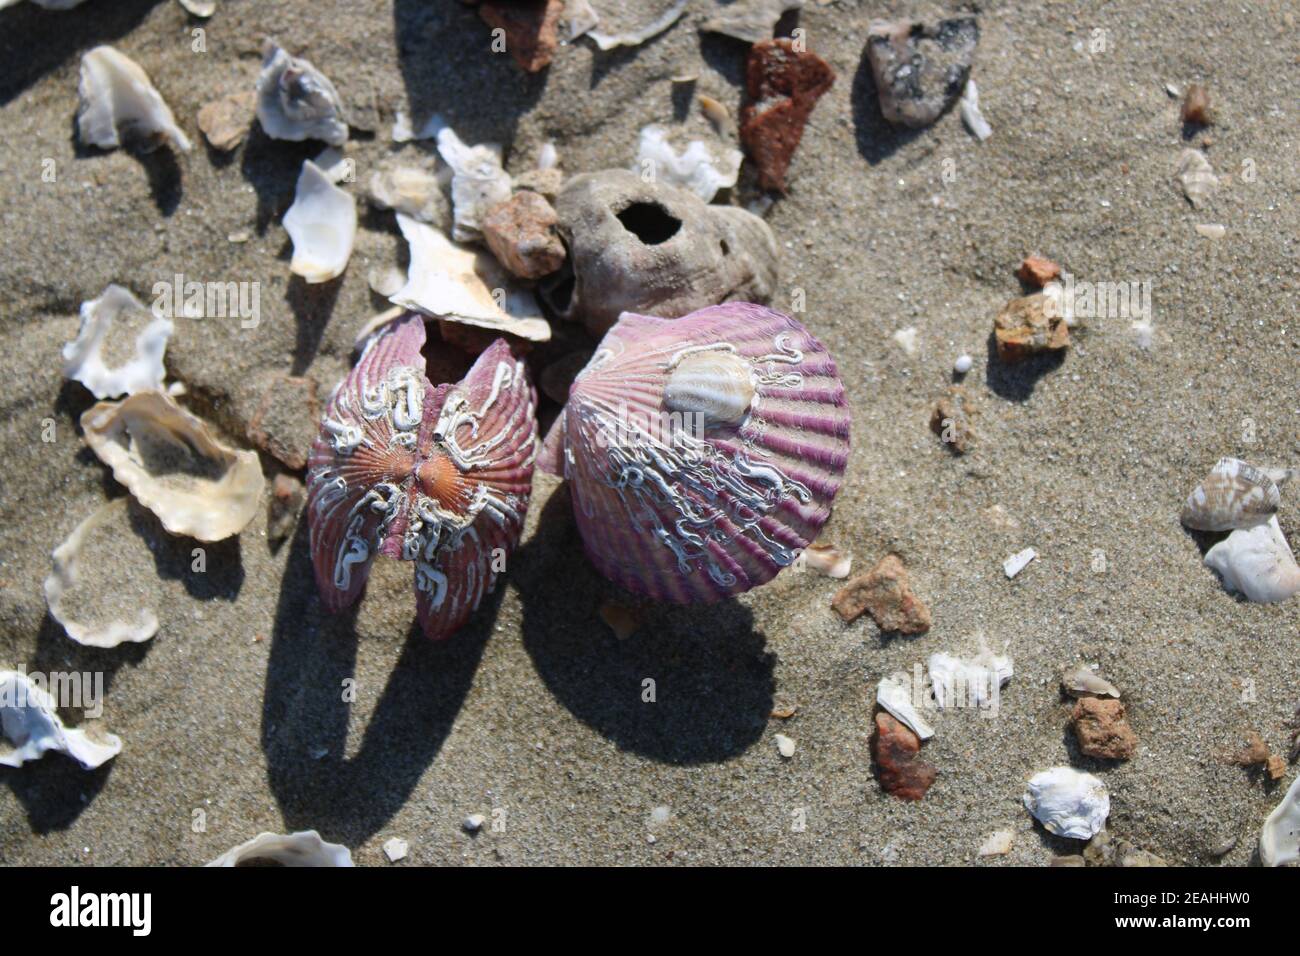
[1,0,1297,866]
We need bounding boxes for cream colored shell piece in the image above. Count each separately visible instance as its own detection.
[1176,148,1218,208]
[0,670,121,770]
[61,285,173,399]
[76,45,192,153]
[1180,457,1281,531]
[1203,515,1300,603]
[81,390,264,542]
[1260,774,1300,867]
[206,831,354,867]
[255,43,348,146]
[389,215,550,341]
[44,498,160,648]
[663,349,755,426]
[284,159,357,284]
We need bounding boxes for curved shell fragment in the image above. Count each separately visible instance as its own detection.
[1180,457,1281,531]
[76,45,192,153]
[1260,774,1300,867]
[1023,767,1109,840]
[1203,515,1300,603]
[255,43,348,146]
[61,284,173,399]
[206,830,353,867]
[0,670,121,770]
[284,159,357,284]
[81,390,265,542]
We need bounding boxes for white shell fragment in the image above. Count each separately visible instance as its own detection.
[284,160,357,284]
[566,0,600,41]
[44,499,160,648]
[1204,515,1300,603]
[367,162,448,225]
[256,43,347,146]
[0,670,121,770]
[1023,767,1109,840]
[876,676,935,740]
[1061,665,1121,699]
[959,80,992,141]
[382,837,409,862]
[81,390,265,542]
[977,829,1014,857]
[62,285,173,399]
[1260,774,1300,867]
[589,0,687,50]
[436,125,512,243]
[928,648,1013,709]
[1195,223,1226,240]
[634,125,742,202]
[463,813,486,833]
[206,831,354,867]
[1180,457,1281,531]
[177,0,215,16]
[774,733,796,758]
[1176,148,1218,208]
[390,215,550,341]
[800,542,852,578]
[77,45,192,153]
[892,326,918,355]
[700,0,803,44]
[1003,547,1037,578]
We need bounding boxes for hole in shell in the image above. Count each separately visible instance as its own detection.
[616,202,681,245]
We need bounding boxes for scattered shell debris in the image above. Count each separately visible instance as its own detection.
[81,390,265,542]
[1260,775,1300,867]
[61,285,173,399]
[1204,516,1300,603]
[876,675,935,740]
[0,670,122,770]
[436,125,513,243]
[256,42,348,146]
[382,837,408,862]
[634,125,743,203]
[1023,767,1109,840]
[1176,148,1218,207]
[1195,223,1226,240]
[1061,665,1121,699]
[928,644,1012,709]
[958,80,992,141]
[1002,547,1037,579]
[774,733,796,758]
[206,831,354,867]
[76,45,192,153]
[977,829,1014,857]
[390,215,550,341]
[799,542,852,578]
[283,159,357,283]
[44,498,160,648]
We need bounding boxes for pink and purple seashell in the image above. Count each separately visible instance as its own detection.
[540,302,851,603]
[306,312,537,640]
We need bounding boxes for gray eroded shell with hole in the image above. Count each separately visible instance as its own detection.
[542,169,778,335]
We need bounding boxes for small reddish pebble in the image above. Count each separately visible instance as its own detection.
[872,712,937,800]
[1181,84,1212,126]
[1017,255,1061,288]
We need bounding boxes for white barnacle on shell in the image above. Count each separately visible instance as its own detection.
[255,42,348,146]
[663,348,755,427]
[76,45,192,153]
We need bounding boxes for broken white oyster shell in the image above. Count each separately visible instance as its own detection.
[44,498,160,648]
[389,215,550,342]
[284,159,357,284]
[0,670,121,770]
[81,390,265,542]
[634,125,742,202]
[1023,767,1109,840]
[1176,148,1217,208]
[959,80,992,141]
[1180,457,1281,531]
[367,159,449,226]
[61,285,173,399]
[256,43,348,146]
[876,675,935,740]
[436,125,512,243]
[700,0,802,44]
[206,830,354,867]
[77,45,192,153]
[1260,774,1300,867]
[1204,515,1300,603]
[928,647,1012,709]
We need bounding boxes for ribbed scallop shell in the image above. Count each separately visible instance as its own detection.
[1180,457,1280,532]
[306,312,537,639]
[550,302,851,602]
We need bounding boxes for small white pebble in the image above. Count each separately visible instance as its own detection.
[463,813,486,833]
[1003,548,1038,579]
[953,354,973,374]
[383,837,408,862]
[647,834,657,844]
[1195,223,1226,240]
[774,734,796,758]
[649,805,671,826]
[977,829,1014,857]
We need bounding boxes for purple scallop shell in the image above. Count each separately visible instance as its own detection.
[542,302,851,602]
[306,312,537,639]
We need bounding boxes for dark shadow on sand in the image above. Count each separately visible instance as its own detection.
[983,332,1067,403]
[516,487,775,765]
[260,517,495,845]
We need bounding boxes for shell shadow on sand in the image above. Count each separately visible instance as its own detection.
[260,516,495,845]
[514,486,776,765]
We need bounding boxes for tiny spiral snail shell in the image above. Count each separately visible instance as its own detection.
[664,350,755,427]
